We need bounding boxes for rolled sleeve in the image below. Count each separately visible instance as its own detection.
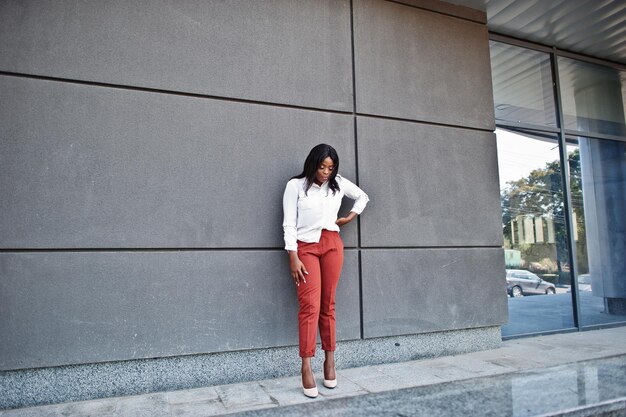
[341,177,369,214]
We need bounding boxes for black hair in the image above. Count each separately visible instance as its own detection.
[292,143,340,195]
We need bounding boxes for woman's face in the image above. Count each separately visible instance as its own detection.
[315,156,335,185]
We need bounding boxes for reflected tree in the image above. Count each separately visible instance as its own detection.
[501,149,583,283]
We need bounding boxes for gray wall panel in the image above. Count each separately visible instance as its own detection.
[0,250,360,370]
[361,248,508,338]
[353,0,495,129]
[0,0,353,111]
[358,117,503,247]
[0,76,358,248]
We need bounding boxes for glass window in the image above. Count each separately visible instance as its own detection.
[566,136,626,326]
[496,128,574,336]
[490,42,557,127]
[558,57,626,137]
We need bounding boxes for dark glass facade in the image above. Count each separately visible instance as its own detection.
[490,40,626,337]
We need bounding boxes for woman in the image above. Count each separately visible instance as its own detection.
[282,143,369,398]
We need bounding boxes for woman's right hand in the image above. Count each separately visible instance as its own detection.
[289,251,308,286]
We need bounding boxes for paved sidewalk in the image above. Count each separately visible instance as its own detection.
[2,326,626,416]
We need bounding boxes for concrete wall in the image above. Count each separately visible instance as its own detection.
[0,0,506,386]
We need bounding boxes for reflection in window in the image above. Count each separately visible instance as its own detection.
[499,129,569,282]
[490,42,556,127]
[497,128,574,336]
[567,136,626,325]
[558,57,626,137]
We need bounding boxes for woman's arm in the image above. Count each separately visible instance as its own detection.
[336,211,358,227]
[288,250,308,286]
[283,180,308,285]
[282,180,299,252]
[336,177,369,227]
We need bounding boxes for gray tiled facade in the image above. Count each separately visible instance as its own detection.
[0,0,353,111]
[0,250,360,370]
[353,0,495,129]
[1,0,506,409]
[0,76,357,249]
[357,117,503,247]
[361,248,507,338]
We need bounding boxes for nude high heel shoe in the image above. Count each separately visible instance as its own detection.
[302,368,318,398]
[323,361,337,389]
[302,384,319,398]
[323,378,337,389]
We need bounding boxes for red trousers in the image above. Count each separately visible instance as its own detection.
[296,230,344,358]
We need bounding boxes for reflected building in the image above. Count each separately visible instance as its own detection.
[510,214,557,246]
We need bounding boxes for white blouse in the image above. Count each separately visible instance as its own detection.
[282,175,369,251]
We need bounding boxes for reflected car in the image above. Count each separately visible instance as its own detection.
[577,274,592,292]
[506,269,556,297]
[566,274,593,293]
